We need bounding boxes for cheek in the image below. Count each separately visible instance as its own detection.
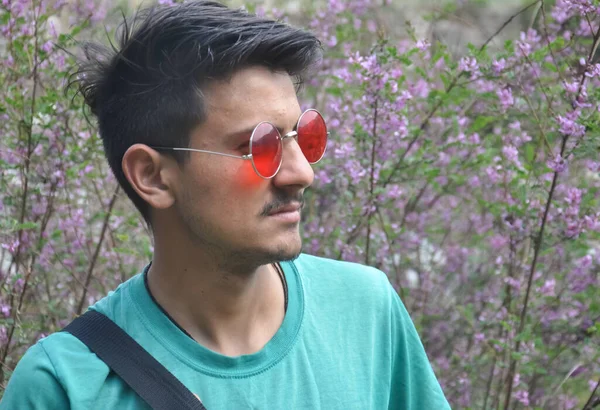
[232,159,266,188]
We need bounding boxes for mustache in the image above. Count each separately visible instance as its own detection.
[260,192,305,217]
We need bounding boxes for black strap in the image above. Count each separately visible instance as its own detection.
[63,310,207,410]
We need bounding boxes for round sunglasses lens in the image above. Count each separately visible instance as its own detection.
[297,110,327,163]
[251,122,282,178]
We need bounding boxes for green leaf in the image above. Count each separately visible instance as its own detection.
[15,221,39,231]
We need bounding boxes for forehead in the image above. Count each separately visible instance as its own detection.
[202,66,301,130]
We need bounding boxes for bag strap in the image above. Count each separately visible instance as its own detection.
[63,310,207,410]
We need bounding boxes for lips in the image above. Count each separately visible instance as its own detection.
[268,203,302,216]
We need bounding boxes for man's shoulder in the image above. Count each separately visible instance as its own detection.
[294,253,389,282]
[11,273,143,383]
[37,330,107,369]
[0,331,110,408]
[291,253,394,302]
[89,271,142,320]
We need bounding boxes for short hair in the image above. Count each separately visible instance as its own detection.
[69,1,322,223]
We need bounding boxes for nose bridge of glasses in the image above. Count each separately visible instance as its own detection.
[281,130,298,141]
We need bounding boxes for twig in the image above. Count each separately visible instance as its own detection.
[384,2,539,188]
[575,14,600,105]
[382,93,450,187]
[503,18,600,410]
[0,0,41,386]
[76,186,120,315]
[482,353,498,409]
[539,1,568,88]
[540,362,583,407]
[365,99,379,266]
[583,378,600,410]
[0,256,34,381]
[375,209,405,300]
[479,0,542,51]
[502,136,564,409]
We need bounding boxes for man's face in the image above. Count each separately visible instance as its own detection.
[171,66,314,265]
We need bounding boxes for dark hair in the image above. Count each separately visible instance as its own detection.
[70,1,322,223]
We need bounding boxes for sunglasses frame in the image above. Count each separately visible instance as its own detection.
[150,108,328,179]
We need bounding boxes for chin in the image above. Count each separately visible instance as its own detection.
[263,233,303,263]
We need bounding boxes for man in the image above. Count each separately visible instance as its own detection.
[1,1,449,409]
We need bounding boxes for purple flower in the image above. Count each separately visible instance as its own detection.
[564,187,583,207]
[1,239,20,253]
[492,58,506,74]
[485,165,502,183]
[1,304,10,318]
[395,90,412,110]
[552,0,573,22]
[502,145,521,168]
[315,170,332,184]
[468,175,481,187]
[359,54,380,75]
[504,277,521,291]
[583,214,600,231]
[514,390,530,406]
[386,185,403,199]
[497,87,514,110]
[366,20,377,33]
[516,40,531,56]
[458,57,479,79]
[547,154,568,173]
[585,63,600,78]
[416,39,430,51]
[563,80,579,93]
[41,40,53,53]
[392,115,409,139]
[333,142,355,159]
[557,114,585,136]
[4,55,14,67]
[560,0,595,16]
[489,234,508,250]
[539,279,556,296]
[410,79,430,98]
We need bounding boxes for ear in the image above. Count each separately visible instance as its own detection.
[122,144,178,210]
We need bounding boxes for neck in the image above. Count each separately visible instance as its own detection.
[146,241,286,357]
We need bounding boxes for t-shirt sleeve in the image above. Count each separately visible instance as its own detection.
[387,282,451,410]
[0,342,69,409]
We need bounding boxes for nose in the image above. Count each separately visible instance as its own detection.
[272,133,314,189]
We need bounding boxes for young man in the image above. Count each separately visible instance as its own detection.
[1,1,449,408]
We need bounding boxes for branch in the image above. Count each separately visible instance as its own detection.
[382,92,451,187]
[584,378,600,410]
[0,0,41,386]
[575,14,600,106]
[503,17,600,410]
[479,0,542,51]
[365,99,379,265]
[76,186,120,315]
[383,3,540,188]
[502,136,564,410]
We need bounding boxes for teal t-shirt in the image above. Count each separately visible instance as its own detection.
[1,254,450,409]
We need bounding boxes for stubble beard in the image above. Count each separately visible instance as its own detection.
[179,212,304,271]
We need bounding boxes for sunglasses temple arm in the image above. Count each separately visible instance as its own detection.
[170,147,249,160]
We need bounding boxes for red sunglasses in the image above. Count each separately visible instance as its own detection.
[151,109,328,179]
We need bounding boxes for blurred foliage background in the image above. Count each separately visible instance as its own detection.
[1,0,600,408]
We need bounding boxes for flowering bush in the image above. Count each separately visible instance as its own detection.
[1,0,600,408]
